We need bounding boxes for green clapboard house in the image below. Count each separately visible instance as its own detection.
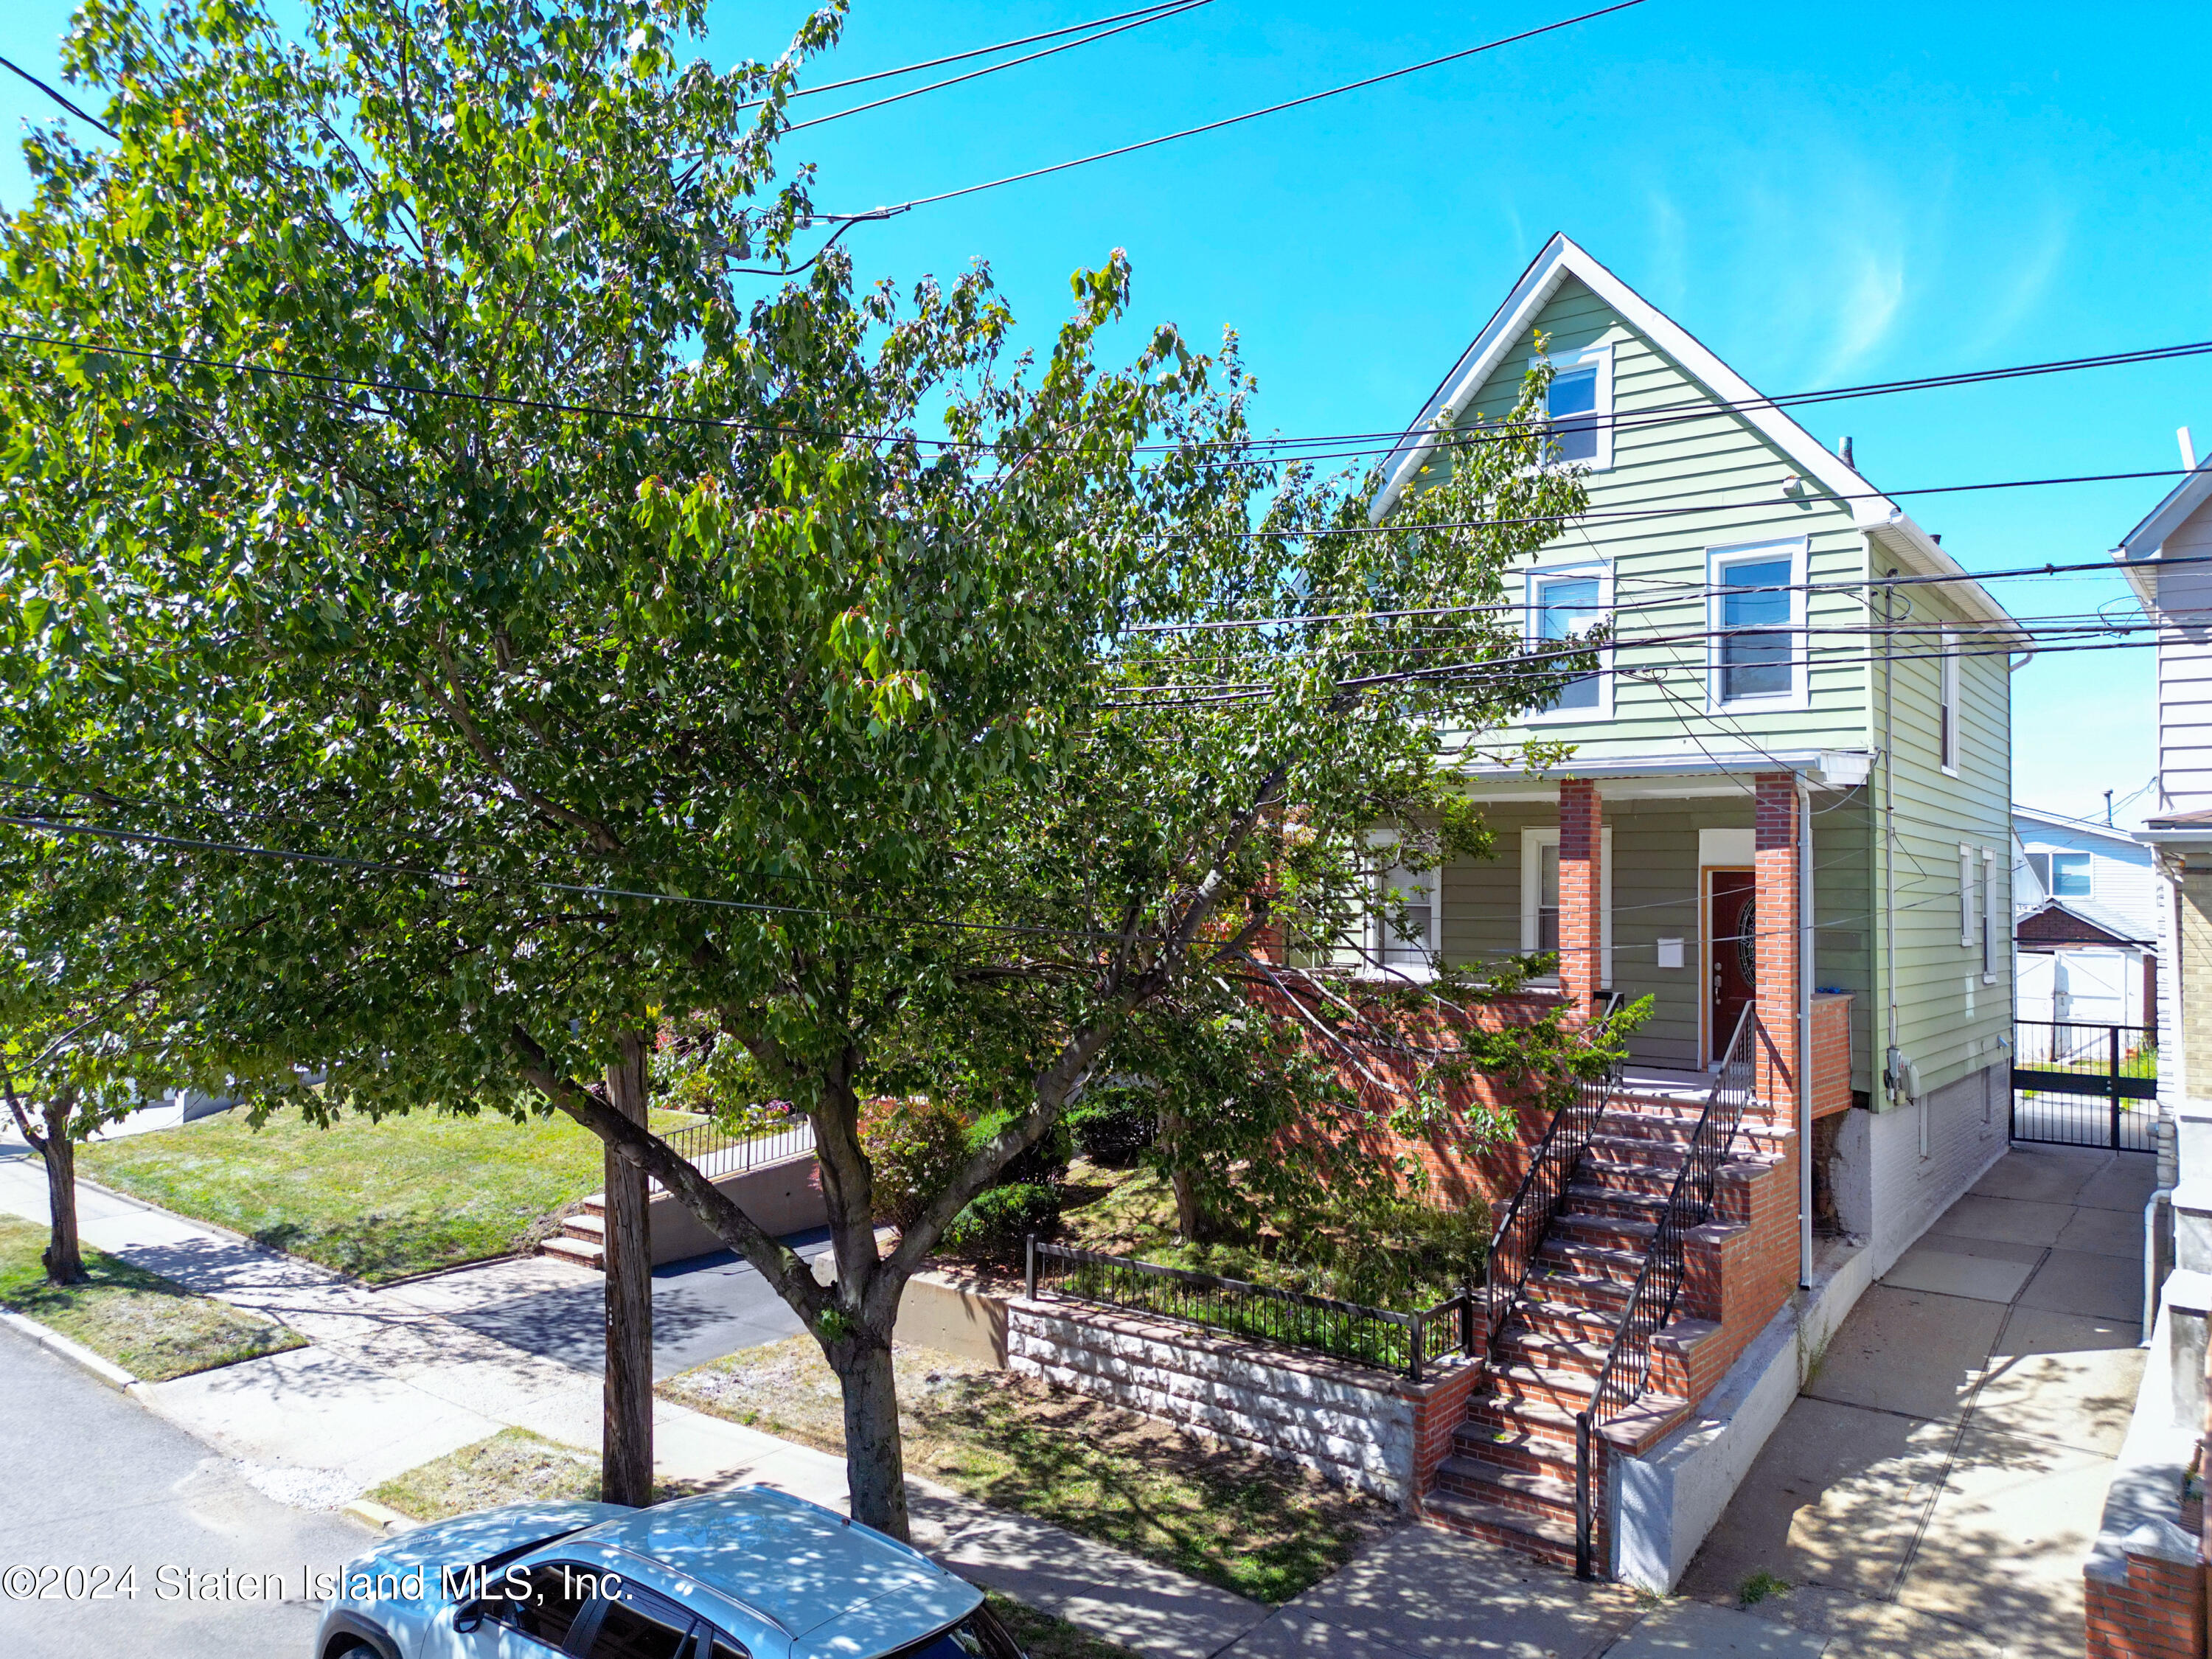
[1357,236,2027,1583]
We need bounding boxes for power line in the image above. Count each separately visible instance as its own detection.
[813,0,1650,219]
[749,2,1200,104]
[0,52,116,139]
[782,2,1210,135]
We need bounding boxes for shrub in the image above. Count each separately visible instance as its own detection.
[857,1095,973,1228]
[1067,1096,1155,1166]
[999,1119,1073,1186]
[943,1183,1063,1258]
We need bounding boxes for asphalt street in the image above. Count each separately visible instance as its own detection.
[431,1229,832,1380]
[0,1324,371,1659]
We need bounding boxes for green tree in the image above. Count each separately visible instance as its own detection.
[0,0,1607,1537]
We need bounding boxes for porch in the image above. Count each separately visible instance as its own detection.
[1405,763,1876,1113]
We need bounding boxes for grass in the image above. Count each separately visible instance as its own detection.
[0,1214,302,1380]
[369,1433,1147,1659]
[659,1335,1391,1604]
[1736,1568,1790,1607]
[369,1427,604,1520]
[80,1104,696,1283]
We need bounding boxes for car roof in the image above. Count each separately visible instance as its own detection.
[577,1488,981,1655]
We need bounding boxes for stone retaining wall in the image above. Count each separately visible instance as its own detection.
[1006,1295,1481,1503]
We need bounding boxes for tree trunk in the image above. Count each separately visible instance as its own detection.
[832,1332,910,1541]
[1161,1110,1211,1243]
[41,1101,83,1286]
[602,1034,655,1507]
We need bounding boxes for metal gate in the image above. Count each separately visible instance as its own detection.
[2011,1020,2157,1152]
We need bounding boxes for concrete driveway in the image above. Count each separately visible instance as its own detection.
[1681,1142,2155,1658]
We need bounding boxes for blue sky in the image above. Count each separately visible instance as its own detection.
[5,0,2208,825]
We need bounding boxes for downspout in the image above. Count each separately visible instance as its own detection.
[1879,563,1907,1150]
[1798,769,1815,1290]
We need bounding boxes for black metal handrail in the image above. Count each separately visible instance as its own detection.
[1026,1238,1476,1382]
[1571,1001,1757,1579]
[1481,989,1628,1355]
[650,1112,815,1193]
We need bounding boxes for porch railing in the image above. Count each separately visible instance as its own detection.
[1571,1001,1757,1579]
[1026,1239,1475,1382]
[1481,990,1628,1355]
[649,1112,815,1192]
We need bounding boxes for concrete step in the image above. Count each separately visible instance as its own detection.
[1452,1416,1581,1483]
[560,1212,607,1240]
[1574,1155,1680,1197]
[1498,1326,1615,1381]
[1534,1238,1646,1285]
[1420,1484,1579,1568]
[540,1234,605,1270]
[1520,1265,1635,1312]
[1486,1359,1600,1414]
[1563,1181,1668,1220]
[1500,1296,1621,1347]
[1552,1210,1658,1253]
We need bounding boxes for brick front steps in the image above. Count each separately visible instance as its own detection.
[1417,1085,1793,1571]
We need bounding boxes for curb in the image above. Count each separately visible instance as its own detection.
[0,1305,139,1390]
[341,1498,417,1534]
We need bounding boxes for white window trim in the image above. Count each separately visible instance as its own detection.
[2048,848,2094,900]
[1938,629,1961,776]
[1980,848,1999,984]
[1520,826,1615,987]
[1523,557,1614,724]
[1363,830,1441,981]
[1531,343,1615,473]
[1960,842,1977,949]
[1705,537,1809,714]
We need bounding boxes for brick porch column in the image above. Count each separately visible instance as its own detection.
[1559,779,1602,1019]
[1753,772,1801,1119]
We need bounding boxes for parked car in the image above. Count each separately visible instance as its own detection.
[313,1487,1024,1659]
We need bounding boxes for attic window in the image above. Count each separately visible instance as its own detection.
[1537,345,1613,470]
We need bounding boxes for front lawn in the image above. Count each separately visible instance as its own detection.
[80,1105,695,1284]
[0,1214,302,1380]
[659,1335,1391,1604]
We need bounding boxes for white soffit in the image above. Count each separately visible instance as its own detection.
[1373,233,2021,635]
[2111,456,2212,616]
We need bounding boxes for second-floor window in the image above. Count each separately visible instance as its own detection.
[2028,850,2093,898]
[1528,566,1609,715]
[1708,539,1806,709]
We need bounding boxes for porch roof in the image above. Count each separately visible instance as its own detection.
[1456,746,1874,801]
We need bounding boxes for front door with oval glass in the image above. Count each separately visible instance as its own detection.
[1707,869,1756,1066]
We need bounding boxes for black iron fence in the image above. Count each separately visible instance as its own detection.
[650,1113,816,1192]
[1026,1239,1475,1382]
[2010,1021,2156,1152]
[1483,991,1629,1357]
[1572,1000,1758,1579]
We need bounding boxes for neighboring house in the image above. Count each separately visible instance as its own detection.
[2092,445,2212,1655]
[2011,804,2160,1029]
[1349,235,2025,1586]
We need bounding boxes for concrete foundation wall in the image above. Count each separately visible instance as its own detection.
[1857,1063,2008,1278]
[1006,1297,1468,1503]
[646,1152,827,1265]
[1614,1236,1877,1590]
[897,1273,1009,1367]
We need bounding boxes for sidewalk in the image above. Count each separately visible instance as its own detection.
[1679,1143,2154,1658]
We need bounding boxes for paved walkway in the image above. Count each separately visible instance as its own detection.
[1681,1142,2154,1658]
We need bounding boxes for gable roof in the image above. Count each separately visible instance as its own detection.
[2015,896,2153,948]
[1371,234,2018,630]
[2111,453,2212,615]
[2013,803,2154,854]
